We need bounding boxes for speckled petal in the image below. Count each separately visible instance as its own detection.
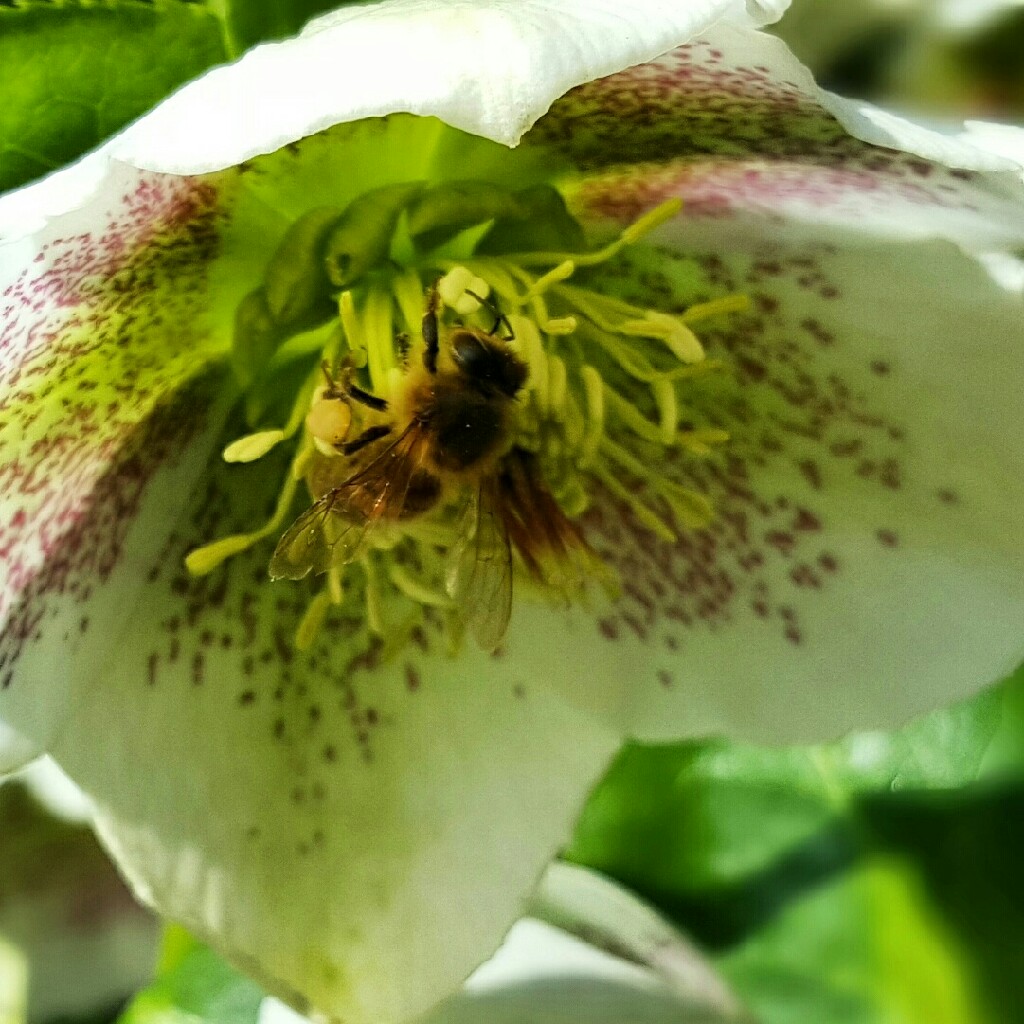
[532,23,1024,250]
[0,169,249,770]
[500,234,1024,743]
[45,436,618,1023]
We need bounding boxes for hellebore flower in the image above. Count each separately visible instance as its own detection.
[2,0,1024,1020]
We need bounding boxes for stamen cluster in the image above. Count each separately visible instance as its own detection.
[187,182,744,652]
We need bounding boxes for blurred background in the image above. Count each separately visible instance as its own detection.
[774,1,1024,122]
[2,1,1023,1022]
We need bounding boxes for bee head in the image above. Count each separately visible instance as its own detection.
[449,329,528,398]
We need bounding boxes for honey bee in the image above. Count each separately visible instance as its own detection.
[270,286,589,650]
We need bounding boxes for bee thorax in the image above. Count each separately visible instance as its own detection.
[428,388,508,473]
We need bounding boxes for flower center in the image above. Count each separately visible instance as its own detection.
[186,182,744,653]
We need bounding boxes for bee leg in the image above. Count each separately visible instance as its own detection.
[340,424,392,456]
[423,283,441,375]
[345,382,388,413]
[320,359,346,400]
[466,289,514,342]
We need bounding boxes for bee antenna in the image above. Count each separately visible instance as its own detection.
[466,289,515,342]
[321,359,345,399]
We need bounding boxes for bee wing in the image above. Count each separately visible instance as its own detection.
[270,422,426,581]
[446,480,513,652]
[269,491,369,580]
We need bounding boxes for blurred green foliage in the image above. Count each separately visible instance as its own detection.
[118,929,262,1024]
[0,0,361,194]
[568,663,1024,1024]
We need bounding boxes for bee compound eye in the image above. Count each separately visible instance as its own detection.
[451,330,487,370]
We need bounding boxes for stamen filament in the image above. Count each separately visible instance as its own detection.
[579,365,605,466]
[514,198,683,267]
[296,591,332,651]
[600,436,713,528]
[389,563,455,608]
[363,288,395,397]
[186,467,300,576]
[652,378,678,446]
[682,294,750,323]
[362,554,384,636]
[593,464,676,541]
[602,385,664,445]
[338,291,367,369]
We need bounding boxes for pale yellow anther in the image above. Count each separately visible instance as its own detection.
[652,378,678,446]
[438,266,491,314]
[562,392,585,451]
[544,316,577,335]
[222,430,285,464]
[185,534,260,577]
[313,438,342,458]
[679,428,730,456]
[389,564,454,608]
[363,556,384,636]
[620,312,704,364]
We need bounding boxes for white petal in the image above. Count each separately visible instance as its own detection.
[818,93,1024,176]
[958,120,1024,174]
[111,0,769,175]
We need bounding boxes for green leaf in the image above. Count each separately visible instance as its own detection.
[0,0,227,193]
[721,856,991,1024]
[324,181,425,287]
[406,180,520,252]
[569,675,1004,902]
[476,184,586,254]
[119,936,263,1024]
[567,665,1024,1024]
[0,0,370,195]
[216,0,357,52]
